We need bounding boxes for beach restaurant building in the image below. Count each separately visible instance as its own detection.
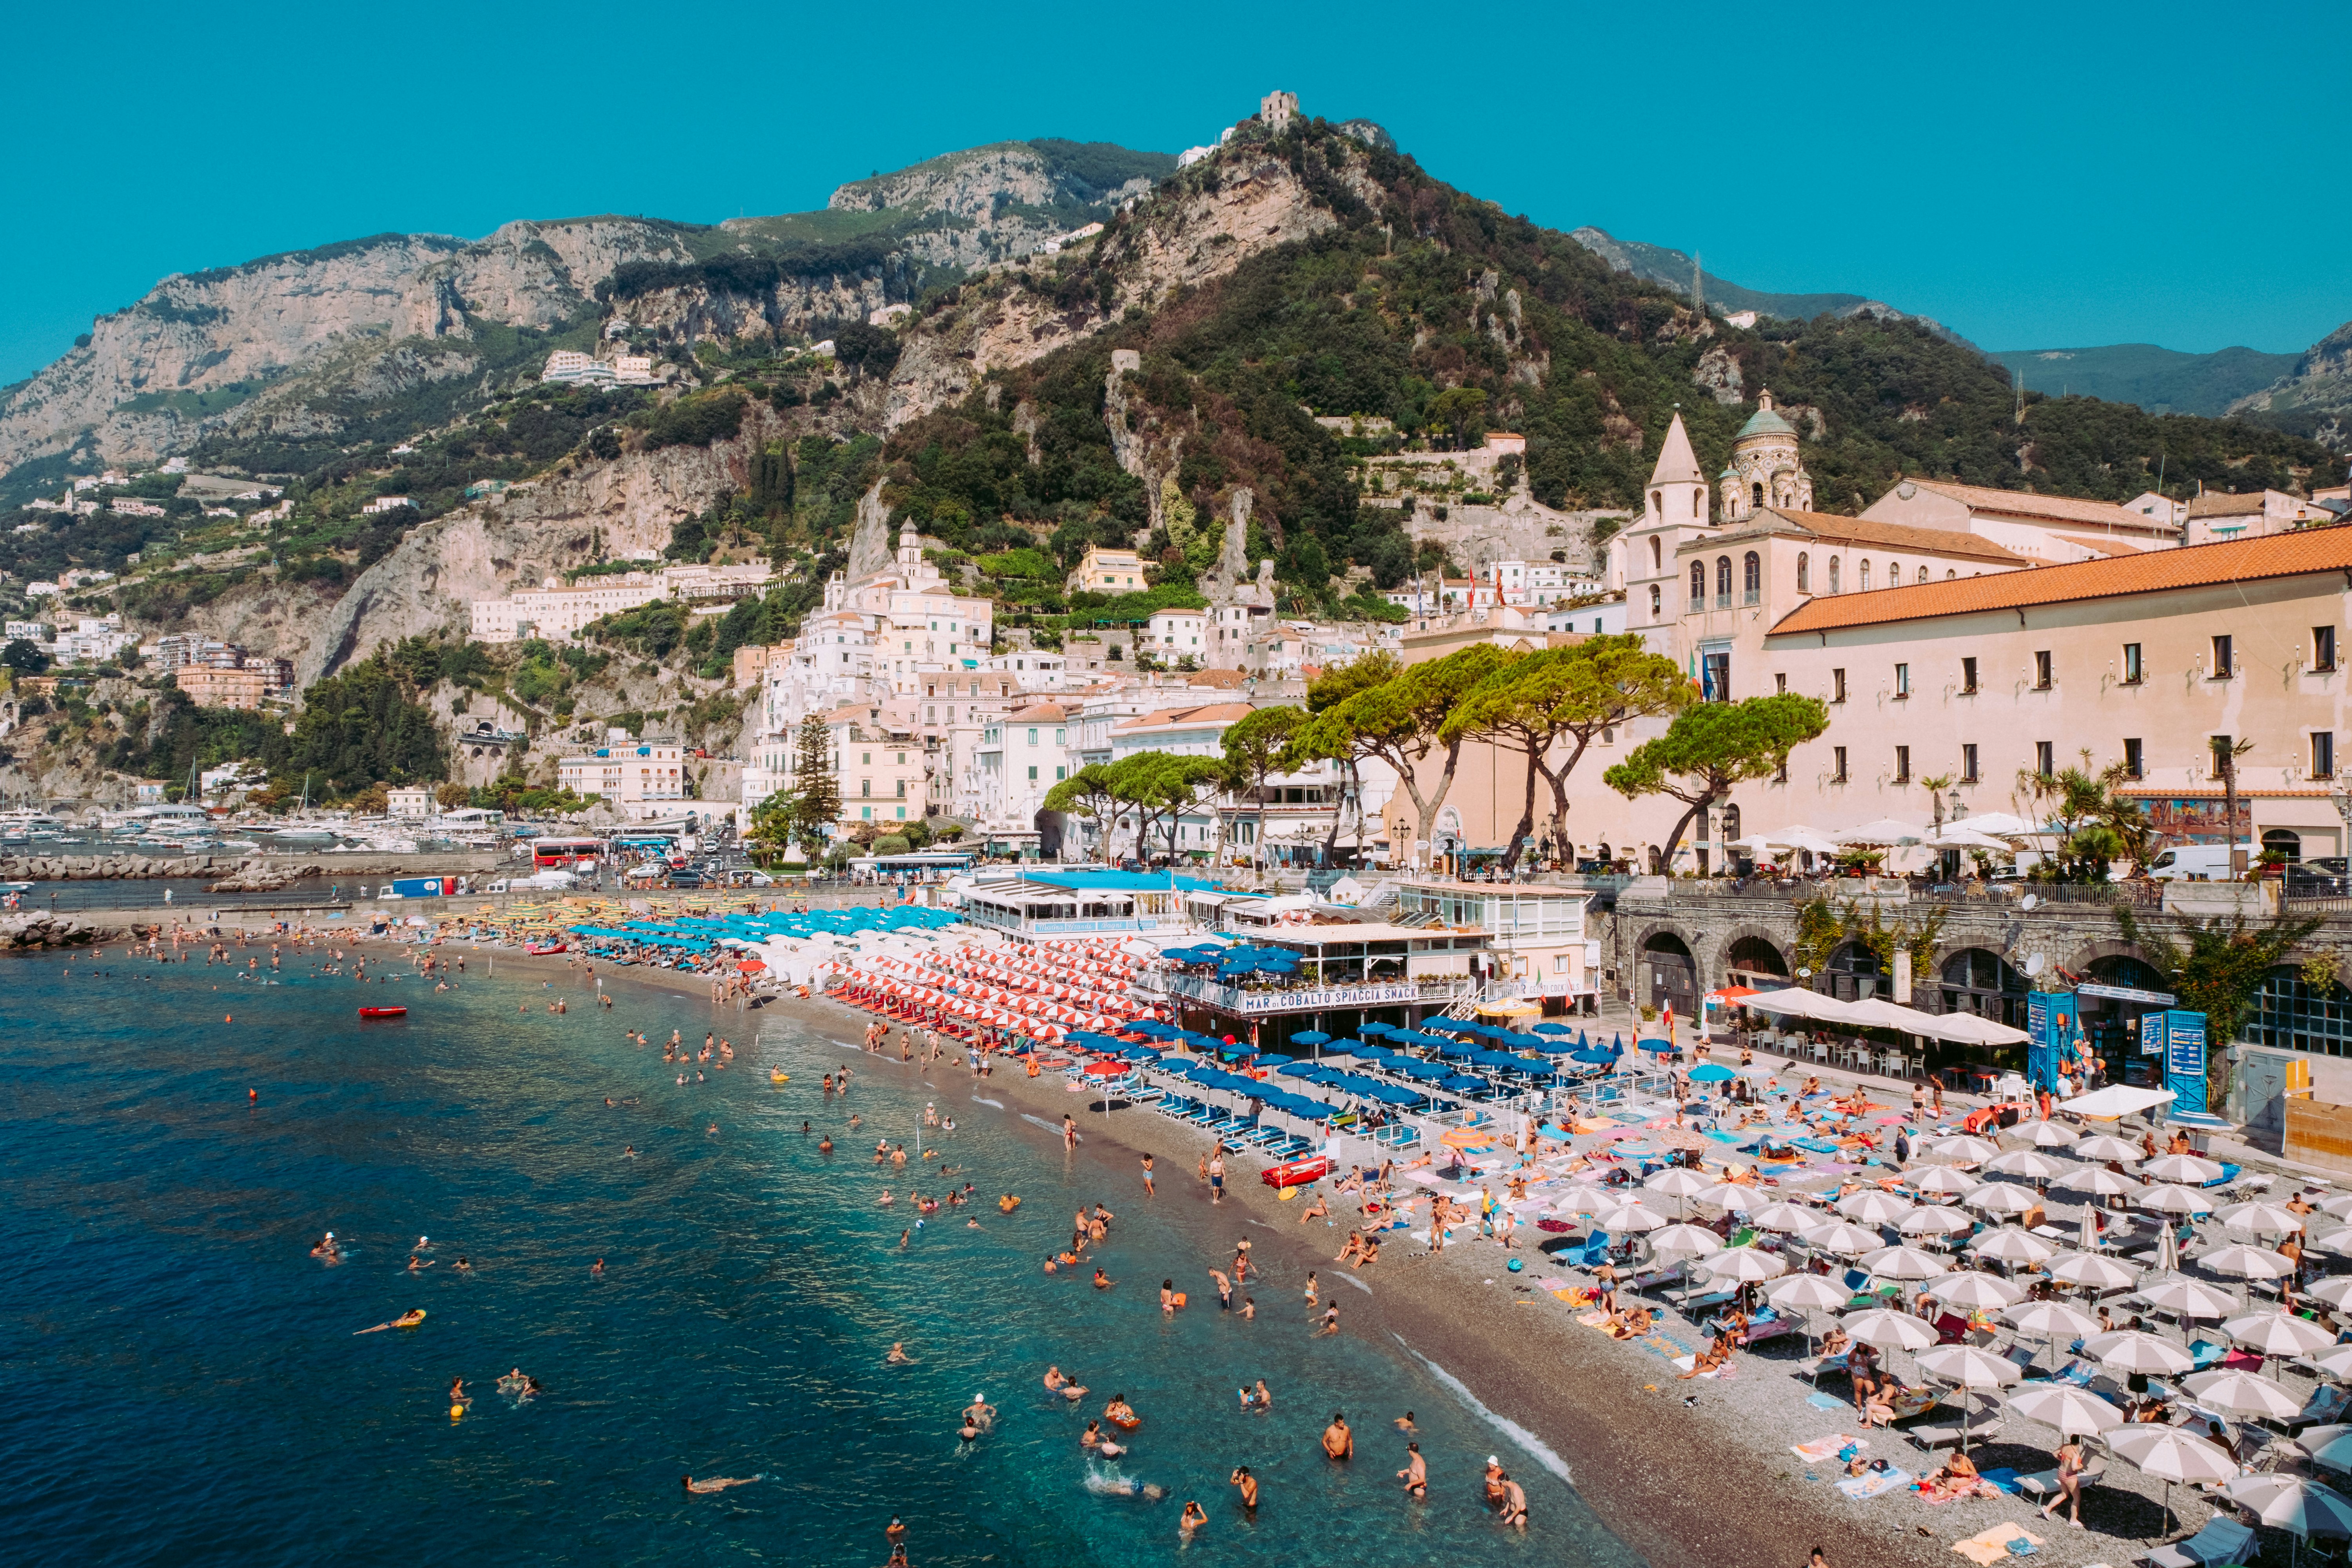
[1134,916,1495,1053]
[958,869,1226,941]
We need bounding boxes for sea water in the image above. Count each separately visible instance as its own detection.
[1,952,1644,1566]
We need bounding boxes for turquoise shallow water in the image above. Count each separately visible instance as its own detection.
[0,948,1644,1566]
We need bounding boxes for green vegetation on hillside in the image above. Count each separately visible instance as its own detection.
[1990,343,2300,418]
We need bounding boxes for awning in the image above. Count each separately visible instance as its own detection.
[2060,1085,2177,1120]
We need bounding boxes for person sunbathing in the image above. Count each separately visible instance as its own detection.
[1818,1327,1851,1358]
[1607,1306,1655,1340]
[1679,1336,1733,1379]
[1335,1232,1364,1265]
[1920,1449,1991,1501]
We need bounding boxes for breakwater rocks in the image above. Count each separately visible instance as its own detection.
[0,854,236,881]
[0,912,116,948]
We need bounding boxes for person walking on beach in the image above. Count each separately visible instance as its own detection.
[1209,1151,1225,1204]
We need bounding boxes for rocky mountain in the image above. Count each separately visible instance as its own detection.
[0,140,1176,497]
[1569,226,1978,350]
[2228,320,2352,450]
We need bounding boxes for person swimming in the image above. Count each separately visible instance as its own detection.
[1179,1499,1207,1536]
[682,1474,762,1494]
[887,1342,914,1365]
[352,1308,426,1334]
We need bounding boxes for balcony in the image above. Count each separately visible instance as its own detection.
[1137,969,1475,1017]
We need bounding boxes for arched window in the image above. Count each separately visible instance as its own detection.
[1742,551,1761,603]
[1945,569,1956,580]
[1648,584,1662,619]
[1688,561,1706,610]
[1715,556,1732,604]
[1828,557,1841,593]
[1797,552,1810,593]
[1649,537,1662,572]
[1887,561,1898,588]
[1916,566,1928,585]
[1650,489,1662,517]
[1859,560,1871,592]
[1720,803,1742,843]
[1751,481,1764,511]
[1691,489,1702,518]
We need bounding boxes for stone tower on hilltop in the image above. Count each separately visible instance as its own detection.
[1719,389,1813,521]
[1260,90,1299,132]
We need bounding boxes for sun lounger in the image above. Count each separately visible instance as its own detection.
[2291,1380,2352,1433]
[2186,1339,2231,1371]
[2015,1455,2107,1503]
[2141,1516,2258,1568]
[1906,1417,2002,1450]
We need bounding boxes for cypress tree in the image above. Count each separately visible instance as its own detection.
[790,717,838,852]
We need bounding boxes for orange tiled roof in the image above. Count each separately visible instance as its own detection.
[1769,523,2352,635]
[1683,508,2024,565]
[2184,490,2271,518]
[2049,534,2147,557]
[1007,702,1067,722]
[1897,478,2149,529]
[1113,701,1255,732]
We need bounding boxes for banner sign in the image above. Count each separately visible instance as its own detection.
[2162,1010,2209,1116]
[2027,991,2079,1089]
[2080,982,2177,1007]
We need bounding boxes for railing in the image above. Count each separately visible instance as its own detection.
[1138,970,1475,1016]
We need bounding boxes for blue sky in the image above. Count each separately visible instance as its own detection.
[5,0,2347,387]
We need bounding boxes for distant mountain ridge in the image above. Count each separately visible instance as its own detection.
[2227,320,2352,451]
[1989,343,2301,419]
[1568,226,1979,350]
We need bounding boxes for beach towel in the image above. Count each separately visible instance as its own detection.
[1836,1466,1911,1500]
[1577,1310,1614,1328]
[1951,1525,2044,1564]
[1791,1435,1865,1462]
[1808,1392,1850,1412]
[1975,1468,2022,1495]
[1636,1329,1695,1364]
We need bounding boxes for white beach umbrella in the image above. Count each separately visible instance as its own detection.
[1695,1182,1758,1213]
[2007,1298,2101,1339]
[2310,1345,2352,1381]
[1834,818,1926,847]
[2220,1200,2307,1236]
[2319,1193,2352,1220]
[1698,1247,1788,1282]
[2140,1183,2218,1216]
[1806,1220,1888,1256]
[1984,1149,2071,1180]
[2055,1166,2143,1198]
[2048,1251,2140,1291]
[2187,1367,2305,1420]
[1645,1167,1713,1198]
[1608,1203,1671,1234]
[1948,811,2040,837]
[1556,1186,1621,1219]
[1837,1189,1916,1226]
[1966,1183,2041,1217]
[1969,1226,2057,1265]
[2203,1243,2295,1282]
[1768,1274,1852,1312]
[2303,1424,2352,1471]
[1650,1222,1724,1257]
[2139,1278,2238,1320]
[1933,1135,2002,1165]
[1749,1201,1818,1234]
[1911,1166,1981,1196]
[2307,1277,2352,1312]
[1862,1244,1953,1281]
[2073,1133,2147,1161]
[2225,1310,2337,1358]
[2227,1473,2352,1540]
[2110,1425,2239,1533]
[2142,1153,2227,1185]
[1844,1306,1937,1350]
[2088,1329,2196,1375]
[1918,1343,2023,1387]
[2009,1382,2126,1436]
[1900,1206,1977,1238]
[2025,1120,2080,1149]
[2309,1227,2352,1256]
[1936,1272,2025,1310]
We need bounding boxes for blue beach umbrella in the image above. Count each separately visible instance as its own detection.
[1252,1053,1295,1067]
[1532,1022,1574,1035]
[1290,1030,1332,1046]
[1689,1063,1736,1083]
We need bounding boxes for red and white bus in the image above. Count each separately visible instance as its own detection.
[532,837,604,868]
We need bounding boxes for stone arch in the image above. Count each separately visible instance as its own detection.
[1634,924,1702,1014]
[1716,925,1792,984]
[2061,936,2159,977]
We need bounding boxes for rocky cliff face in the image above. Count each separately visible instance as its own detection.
[824,143,1157,270]
[2231,320,2352,451]
[883,143,1367,430]
[0,221,693,475]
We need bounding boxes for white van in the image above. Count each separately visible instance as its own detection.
[2147,844,2253,882]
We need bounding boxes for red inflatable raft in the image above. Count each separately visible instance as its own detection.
[358,1006,408,1019]
[1261,1154,1330,1189]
